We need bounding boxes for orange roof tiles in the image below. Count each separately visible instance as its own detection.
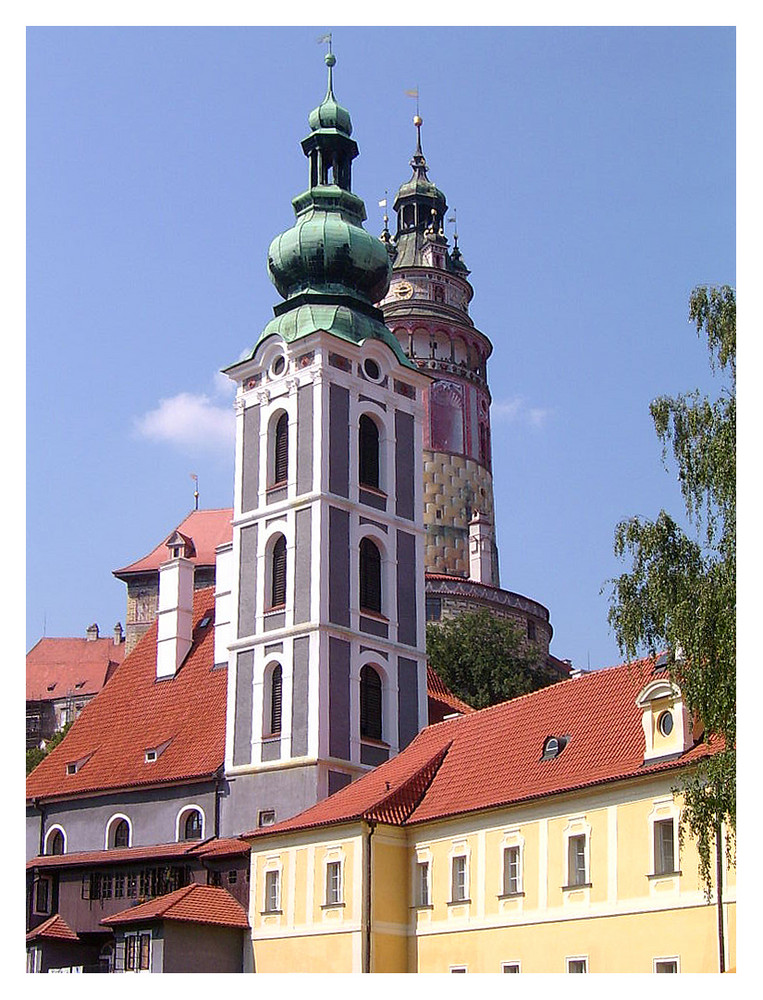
[26,588,225,802]
[427,665,473,722]
[246,658,721,839]
[27,635,126,701]
[28,837,250,871]
[27,914,79,942]
[101,884,249,929]
[113,509,233,576]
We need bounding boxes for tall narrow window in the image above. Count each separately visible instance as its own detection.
[264,870,280,913]
[654,819,675,874]
[360,665,382,741]
[274,413,288,485]
[503,846,521,895]
[326,861,342,905]
[567,834,587,886]
[48,830,64,855]
[417,861,431,906]
[451,855,467,902]
[271,535,287,608]
[359,538,382,613]
[359,415,380,489]
[270,664,283,735]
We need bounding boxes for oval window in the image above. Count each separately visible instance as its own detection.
[271,355,286,377]
[658,710,674,737]
[363,358,381,381]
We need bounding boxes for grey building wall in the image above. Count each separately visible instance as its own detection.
[328,637,351,760]
[329,384,349,497]
[233,649,254,766]
[395,409,415,520]
[396,529,417,646]
[297,383,313,495]
[397,656,419,751]
[219,764,320,838]
[328,506,350,627]
[291,636,310,758]
[162,922,245,974]
[293,508,312,623]
[237,524,258,637]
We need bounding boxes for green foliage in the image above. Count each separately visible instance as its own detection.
[426,609,555,710]
[608,285,735,893]
[26,722,73,776]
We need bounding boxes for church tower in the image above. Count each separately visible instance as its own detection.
[221,55,430,828]
[378,117,499,585]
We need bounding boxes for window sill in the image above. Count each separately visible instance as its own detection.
[262,733,281,742]
[562,883,592,891]
[265,606,286,615]
[447,898,471,906]
[411,903,434,910]
[648,870,682,879]
[321,901,345,910]
[267,482,287,492]
[497,891,525,899]
[359,484,387,498]
[260,909,283,916]
[359,609,388,622]
[360,737,390,749]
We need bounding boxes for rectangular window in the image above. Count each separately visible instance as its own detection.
[101,872,113,899]
[654,819,675,874]
[126,873,137,898]
[567,958,588,973]
[326,861,342,905]
[264,869,280,913]
[27,947,42,974]
[125,934,137,972]
[450,966,467,973]
[451,855,467,902]
[139,933,151,971]
[114,873,125,898]
[503,845,521,895]
[567,834,587,886]
[417,861,430,906]
[502,963,521,973]
[34,878,51,914]
[655,959,679,973]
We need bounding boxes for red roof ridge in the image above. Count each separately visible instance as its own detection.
[101,883,249,930]
[363,741,452,825]
[26,913,79,942]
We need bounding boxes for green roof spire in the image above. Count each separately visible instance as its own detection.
[234,51,415,371]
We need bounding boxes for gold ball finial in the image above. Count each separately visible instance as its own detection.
[413,114,423,126]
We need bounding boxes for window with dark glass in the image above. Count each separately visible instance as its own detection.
[113,819,130,849]
[273,413,288,485]
[271,535,287,608]
[48,830,64,855]
[270,664,283,735]
[34,877,51,914]
[359,538,382,613]
[360,665,382,741]
[359,415,380,490]
[184,810,202,841]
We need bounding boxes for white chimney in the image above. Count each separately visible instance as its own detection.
[86,623,99,641]
[468,511,494,585]
[214,542,233,667]
[156,557,194,680]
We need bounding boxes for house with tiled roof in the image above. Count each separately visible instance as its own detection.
[244,658,735,973]
[26,623,126,748]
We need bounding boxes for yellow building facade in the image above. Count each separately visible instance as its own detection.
[246,662,735,973]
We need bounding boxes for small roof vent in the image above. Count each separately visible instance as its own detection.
[541,735,570,760]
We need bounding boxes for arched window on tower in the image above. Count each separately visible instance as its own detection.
[273,413,289,486]
[360,665,383,741]
[359,415,380,490]
[270,535,287,609]
[269,664,283,735]
[359,538,382,614]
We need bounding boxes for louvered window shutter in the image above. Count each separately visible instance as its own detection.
[360,665,382,740]
[359,538,381,613]
[274,413,288,484]
[270,665,283,734]
[359,415,380,489]
[271,536,287,607]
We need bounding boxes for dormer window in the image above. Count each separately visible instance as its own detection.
[65,751,93,775]
[144,738,172,764]
[637,676,693,763]
[164,530,195,561]
[541,735,569,760]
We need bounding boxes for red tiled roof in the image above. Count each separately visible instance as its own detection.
[427,665,473,722]
[113,509,233,576]
[246,659,721,838]
[27,635,126,701]
[27,837,250,871]
[26,914,79,942]
[101,884,249,929]
[26,588,225,802]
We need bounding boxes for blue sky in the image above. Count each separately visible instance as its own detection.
[25,24,735,671]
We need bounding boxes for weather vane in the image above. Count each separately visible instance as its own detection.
[317,32,333,54]
[190,473,199,511]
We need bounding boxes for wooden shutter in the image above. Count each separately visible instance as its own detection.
[271,536,287,607]
[274,413,288,484]
[359,415,380,489]
[359,538,381,613]
[270,665,282,734]
[360,665,382,740]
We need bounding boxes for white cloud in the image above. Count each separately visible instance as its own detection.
[134,388,235,453]
[492,396,552,428]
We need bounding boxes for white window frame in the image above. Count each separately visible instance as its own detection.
[566,955,588,973]
[124,930,152,973]
[449,966,467,973]
[502,844,522,895]
[44,824,67,855]
[27,946,42,973]
[451,854,468,902]
[325,858,343,906]
[263,866,281,914]
[416,859,431,907]
[654,957,680,973]
[648,798,681,878]
[502,962,521,973]
[562,816,591,889]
